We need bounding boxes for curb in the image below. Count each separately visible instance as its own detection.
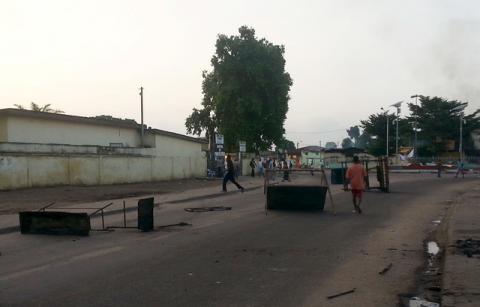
[0,185,263,235]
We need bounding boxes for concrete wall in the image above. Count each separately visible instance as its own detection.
[301,151,324,167]
[5,116,140,147]
[0,117,7,142]
[0,153,206,190]
[0,114,207,190]
[154,134,204,157]
[0,142,161,156]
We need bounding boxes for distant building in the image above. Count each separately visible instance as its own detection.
[0,108,207,190]
[298,146,324,168]
[292,145,372,169]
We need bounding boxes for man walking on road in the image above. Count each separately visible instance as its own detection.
[223,155,245,192]
[455,160,465,178]
[346,156,367,214]
[437,160,443,178]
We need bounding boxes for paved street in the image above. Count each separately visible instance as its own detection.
[1,174,478,306]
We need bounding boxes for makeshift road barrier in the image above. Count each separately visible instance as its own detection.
[264,168,335,214]
[339,156,390,193]
[19,197,156,236]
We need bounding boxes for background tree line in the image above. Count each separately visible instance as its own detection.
[343,96,480,157]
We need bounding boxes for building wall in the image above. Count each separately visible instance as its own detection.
[0,153,206,190]
[300,151,324,167]
[5,116,140,147]
[0,117,7,142]
[323,153,346,168]
[153,134,203,157]
[0,114,207,190]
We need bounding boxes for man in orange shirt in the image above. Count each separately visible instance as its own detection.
[345,156,367,214]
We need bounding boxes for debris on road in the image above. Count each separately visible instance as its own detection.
[456,238,480,258]
[378,263,393,275]
[157,222,192,229]
[408,297,439,307]
[184,206,232,212]
[326,288,356,299]
[427,242,440,256]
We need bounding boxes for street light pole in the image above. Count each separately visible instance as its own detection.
[382,101,402,157]
[139,86,144,147]
[381,107,389,156]
[410,95,421,157]
[459,113,464,162]
[395,115,399,155]
[386,114,389,157]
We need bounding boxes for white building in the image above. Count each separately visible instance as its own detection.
[0,108,207,190]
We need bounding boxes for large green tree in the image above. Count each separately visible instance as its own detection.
[360,113,412,156]
[185,26,292,152]
[275,137,296,153]
[407,96,480,156]
[359,96,480,157]
[346,126,360,146]
[341,137,354,148]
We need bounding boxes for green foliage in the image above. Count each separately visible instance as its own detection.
[14,102,64,114]
[356,132,371,149]
[346,126,360,146]
[407,96,480,155]
[341,137,354,148]
[275,137,296,152]
[360,113,411,156]
[185,26,292,152]
[92,115,138,125]
[359,96,480,156]
[185,106,215,139]
[325,141,337,149]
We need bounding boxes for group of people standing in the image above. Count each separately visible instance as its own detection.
[249,158,294,178]
[223,156,294,192]
[436,160,469,178]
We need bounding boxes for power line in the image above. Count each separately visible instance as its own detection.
[286,128,346,134]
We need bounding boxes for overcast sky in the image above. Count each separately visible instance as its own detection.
[1,0,479,147]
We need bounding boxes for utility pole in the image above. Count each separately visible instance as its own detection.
[459,113,464,162]
[381,107,390,157]
[395,107,400,155]
[139,87,144,147]
[386,114,389,157]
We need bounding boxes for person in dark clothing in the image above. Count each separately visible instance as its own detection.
[282,159,290,182]
[223,155,245,192]
[437,160,443,178]
[249,158,256,177]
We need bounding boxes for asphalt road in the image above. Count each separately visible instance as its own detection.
[1,174,477,307]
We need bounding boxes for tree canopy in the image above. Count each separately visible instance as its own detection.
[360,113,410,156]
[346,126,360,146]
[275,137,296,152]
[341,137,354,149]
[407,96,480,155]
[185,26,292,152]
[359,96,480,156]
[325,141,337,149]
[14,102,64,114]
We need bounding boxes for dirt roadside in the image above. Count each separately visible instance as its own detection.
[441,182,480,306]
[0,178,225,214]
